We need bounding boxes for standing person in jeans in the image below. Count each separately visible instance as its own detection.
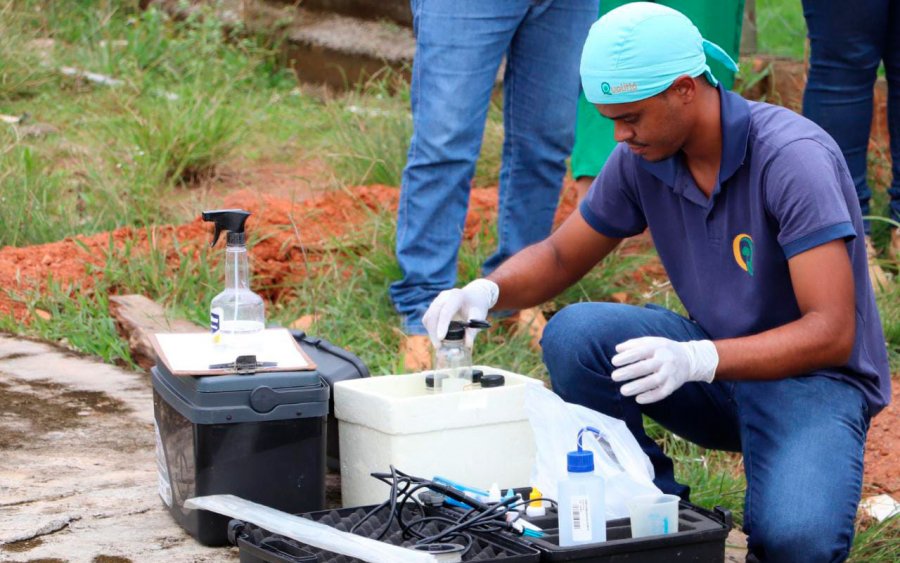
[390,0,598,370]
[424,4,890,560]
[803,0,900,288]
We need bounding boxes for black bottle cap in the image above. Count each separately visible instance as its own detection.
[480,374,505,388]
[471,369,484,384]
[202,209,251,247]
[425,373,435,388]
[445,321,466,341]
[444,319,492,342]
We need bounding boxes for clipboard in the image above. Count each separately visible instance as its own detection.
[150,328,317,376]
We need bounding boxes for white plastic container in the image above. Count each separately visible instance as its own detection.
[334,366,544,507]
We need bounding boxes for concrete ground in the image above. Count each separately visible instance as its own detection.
[0,335,237,562]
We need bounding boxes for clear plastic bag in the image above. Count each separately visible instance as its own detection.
[525,384,661,519]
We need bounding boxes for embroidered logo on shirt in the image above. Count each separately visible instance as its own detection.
[732,234,754,276]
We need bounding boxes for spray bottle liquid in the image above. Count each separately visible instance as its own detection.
[202,209,265,357]
[557,428,606,546]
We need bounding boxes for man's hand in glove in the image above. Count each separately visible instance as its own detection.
[422,279,499,348]
[610,337,718,404]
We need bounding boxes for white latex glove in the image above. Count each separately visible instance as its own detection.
[610,337,718,404]
[422,278,499,348]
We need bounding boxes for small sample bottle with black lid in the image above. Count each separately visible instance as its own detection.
[433,320,489,392]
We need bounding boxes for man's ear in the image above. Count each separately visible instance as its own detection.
[669,75,696,104]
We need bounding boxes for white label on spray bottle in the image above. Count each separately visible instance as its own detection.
[571,495,592,542]
[210,307,223,343]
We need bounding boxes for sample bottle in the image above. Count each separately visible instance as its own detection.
[434,321,471,392]
[432,319,489,391]
[557,432,606,546]
[202,209,265,357]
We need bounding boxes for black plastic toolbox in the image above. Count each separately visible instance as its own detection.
[152,364,330,547]
[228,504,542,563]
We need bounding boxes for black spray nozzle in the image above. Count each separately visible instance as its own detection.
[445,319,492,341]
[202,209,251,247]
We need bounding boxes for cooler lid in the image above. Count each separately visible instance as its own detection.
[192,370,322,393]
[155,355,321,392]
[152,362,329,424]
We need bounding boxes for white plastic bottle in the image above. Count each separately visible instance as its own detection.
[557,445,606,546]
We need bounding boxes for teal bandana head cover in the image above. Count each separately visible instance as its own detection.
[580,2,739,104]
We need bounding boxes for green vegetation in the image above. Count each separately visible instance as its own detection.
[324,69,503,188]
[755,0,807,60]
[0,1,897,559]
[0,0,324,246]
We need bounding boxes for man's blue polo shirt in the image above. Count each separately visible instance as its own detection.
[580,86,891,415]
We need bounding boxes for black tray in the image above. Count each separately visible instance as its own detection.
[482,500,732,562]
[228,504,542,563]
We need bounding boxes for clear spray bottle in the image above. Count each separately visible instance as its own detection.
[202,209,265,357]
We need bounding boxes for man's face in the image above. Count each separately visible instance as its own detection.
[595,90,689,162]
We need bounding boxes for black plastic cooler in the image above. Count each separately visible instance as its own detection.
[152,362,330,546]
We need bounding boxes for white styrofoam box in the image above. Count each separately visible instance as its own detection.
[335,366,544,507]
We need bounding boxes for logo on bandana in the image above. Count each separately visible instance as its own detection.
[600,82,637,96]
[732,234,754,276]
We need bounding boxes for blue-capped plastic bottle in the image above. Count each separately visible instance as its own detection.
[557,429,606,546]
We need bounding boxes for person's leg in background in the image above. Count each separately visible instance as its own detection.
[885,1,900,258]
[391,1,529,369]
[481,0,598,348]
[737,376,869,562]
[570,0,744,201]
[542,303,742,498]
[802,0,891,288]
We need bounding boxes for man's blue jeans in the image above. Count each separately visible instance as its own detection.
[802,0,900,230]
[542,303,870,562]
[390,0,598,334]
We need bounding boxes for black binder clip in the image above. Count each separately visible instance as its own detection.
[209,355,278,375]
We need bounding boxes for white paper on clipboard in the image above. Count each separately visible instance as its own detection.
[151,328,315,376]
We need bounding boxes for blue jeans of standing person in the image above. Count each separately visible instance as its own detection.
[542,303,870,563]
[390,0,598,334]
[802,0,900,231]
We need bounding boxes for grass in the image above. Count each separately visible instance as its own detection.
[324,69,504,188]
[755,0,807,60]
[0,0,898,558]
[0,0,323,239]
[0,143,80,247]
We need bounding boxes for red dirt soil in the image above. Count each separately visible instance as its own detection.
[0,177,896,500]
